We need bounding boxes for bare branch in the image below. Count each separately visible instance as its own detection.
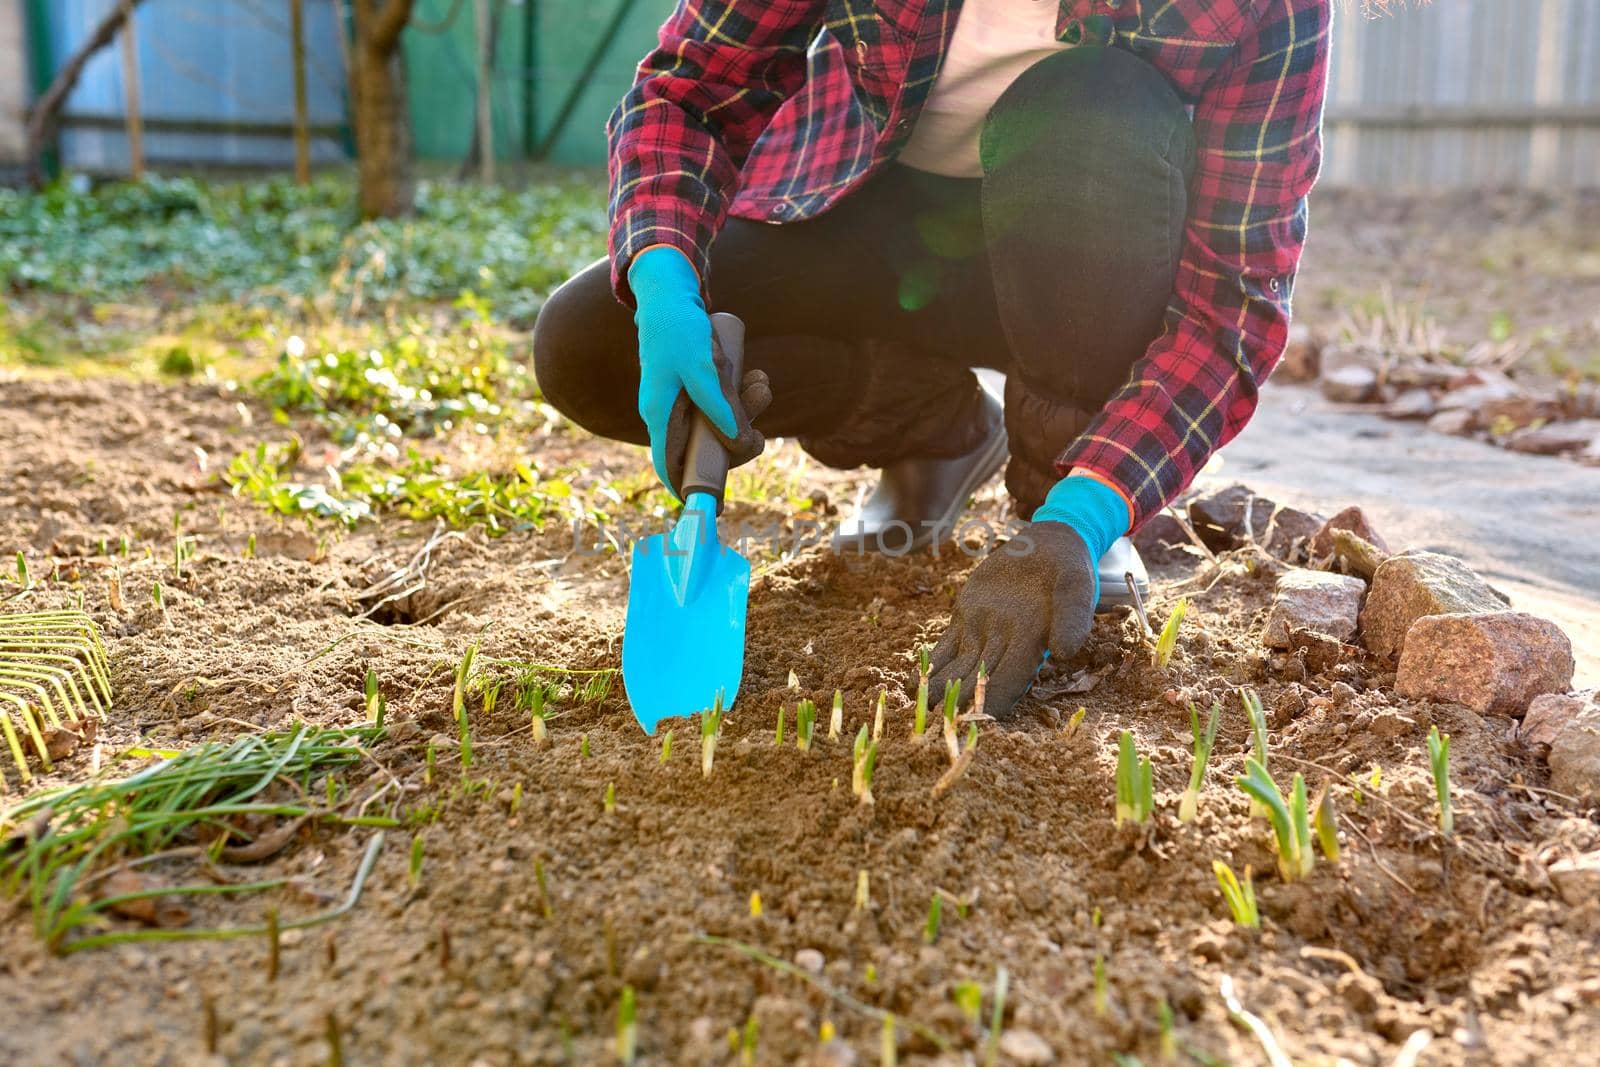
[23,0,152,185]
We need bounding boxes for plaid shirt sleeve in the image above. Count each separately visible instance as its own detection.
[605,1,826,306]
[1058,0,1332,529]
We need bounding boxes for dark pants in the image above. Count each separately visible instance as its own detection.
[533,47,1195,515]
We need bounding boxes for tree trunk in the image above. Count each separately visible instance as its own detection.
[349,0,416,219]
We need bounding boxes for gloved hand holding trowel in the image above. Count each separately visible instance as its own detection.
[534,2,1328,728]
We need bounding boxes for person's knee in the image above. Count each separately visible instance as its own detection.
[531,261,636,437]
[982,47,1195,180]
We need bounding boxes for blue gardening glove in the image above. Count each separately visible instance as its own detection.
[628,246,770,499]
[925,476,1127,719]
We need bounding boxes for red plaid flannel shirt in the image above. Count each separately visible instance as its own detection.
[606,0,1332,528]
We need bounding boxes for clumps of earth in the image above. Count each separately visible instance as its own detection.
[1283,324,1600,465]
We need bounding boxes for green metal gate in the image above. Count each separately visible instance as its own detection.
[403,0,676,165]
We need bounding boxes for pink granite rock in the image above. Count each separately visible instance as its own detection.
[1396,611,1575,716]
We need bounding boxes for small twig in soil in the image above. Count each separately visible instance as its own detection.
[692,935,953,1053]
[1125,573,1153,638]
[1164,505,1217,562]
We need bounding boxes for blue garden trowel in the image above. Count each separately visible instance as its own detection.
[622,313,751,734]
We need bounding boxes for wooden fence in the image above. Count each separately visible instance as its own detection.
[1324,0,1600,188]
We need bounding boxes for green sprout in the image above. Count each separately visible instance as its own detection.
[1241,687,1270,817]
[796,698,817,752]
[580,733,591,759]
[855,869,870,912]
[453,643,477,770]
[942,678,962,762]
[1153,597,1189,668]
[1179,701,1220,823]
[1312,780,1341,861]
[659,729,673,765]
[775,705,786,745]
[829,688,843,741]
[364,668,386,726]
[972,661,989,720]
[1114,730,1155,826]
[509,782,522,816]
[953,981,983,1026]
[152,579,165,615]
[923,893,942,944]
[1427,726,1453,837]
[15,551,31,590]
[603,782,616,814]
[873,687,886,742]
[616,985,637,1065]
[244,532,256,558]
[882,1013,897,1067]
[1158,998,1177,1061]
[517,672,549,745]
[701,692,726,778]
[1092,954,1109,1017]
[749,891,762,918]
[408,834,425,889]
[852,725,879,805]
[1063,705,1087,741]
[740,1015,758,1066]
[914,644,930,737]
[1236,759,1314,881]
[1212,860,1259,928]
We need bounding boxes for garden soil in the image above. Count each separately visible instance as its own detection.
[2,374,1599,1066]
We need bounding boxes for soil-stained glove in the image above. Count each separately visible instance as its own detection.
[628,246,769,499]
[925,476,1127,718]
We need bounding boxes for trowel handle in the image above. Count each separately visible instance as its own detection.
[679,312,746,511]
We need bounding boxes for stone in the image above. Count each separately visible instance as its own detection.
[1308,505,1390,559]
[1187,484,1275,551]
[1546,695,1600,798]
[1388,361,1469,390]
[1359,551,1508,659]
[1132,512,1196,564]
[1506,419,1600,456]
[1478,396,1565,435]
[1330,529,1389,581]
[1385,387,1437,420]
[1521,691,1596,749]
[1262,570,1366,648]
[1427,409,1475,436]
[998,1030,1055,1065]
[1321,364,1380,404]
[1548,852,1600,907]
[1289,628,1347,674]
[1396,612,1575,716]
[1262,506,1326,562]
[794,948,825,974]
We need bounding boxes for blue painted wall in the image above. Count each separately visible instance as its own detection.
[40,0,349,172]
